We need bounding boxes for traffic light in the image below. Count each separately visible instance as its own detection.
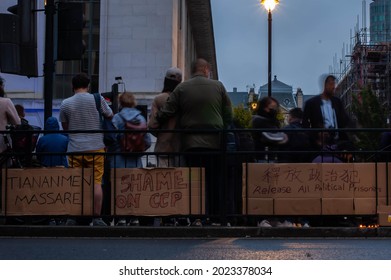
[0,13,19,74]
[57,2,85,61]
[0,0,38,77]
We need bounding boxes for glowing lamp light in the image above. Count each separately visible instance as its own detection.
[261,0,279,11]
[359,224,379,228]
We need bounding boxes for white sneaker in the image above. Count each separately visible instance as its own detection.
[303,223,310,228]
[91,218,108,226]
[258,219,272,227]
[116,219,127,226]
[191,219,203,226]
[127,219,140,226]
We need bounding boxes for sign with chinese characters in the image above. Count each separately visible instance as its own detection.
[242,163,390,215]
[243,163,385,199]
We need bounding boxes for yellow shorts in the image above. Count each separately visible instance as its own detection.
[68,149,105,184]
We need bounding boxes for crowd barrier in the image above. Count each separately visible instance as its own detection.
[1,127,391,226]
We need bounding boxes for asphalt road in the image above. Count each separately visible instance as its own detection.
[1,238,391,260]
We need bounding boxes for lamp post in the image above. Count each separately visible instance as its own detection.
[261,0,279,97]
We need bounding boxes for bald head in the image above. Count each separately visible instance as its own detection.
[191,58,211,78]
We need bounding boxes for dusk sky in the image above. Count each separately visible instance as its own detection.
[211,0,370,95]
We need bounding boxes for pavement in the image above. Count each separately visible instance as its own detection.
[1,225,391,238]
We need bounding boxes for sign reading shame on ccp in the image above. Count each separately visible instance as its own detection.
[2,168,93,216]
[111,168,205,216]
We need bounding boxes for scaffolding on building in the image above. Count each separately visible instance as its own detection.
[334,31,391,116]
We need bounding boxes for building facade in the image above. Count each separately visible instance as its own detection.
[370,0,391,43]
[258,75,297,111]
[0,0,217,127]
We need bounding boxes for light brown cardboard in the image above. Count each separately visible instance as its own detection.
[274,198,321,215]
[377,205,391,226]
[322,198,354,215]
[2,168,93,216]
[243,163,322,199]
[243,198,274,215]
[320,163,354,198]
[354,198,377,215]
[375,163,390,199]
[111,168,205,216]
[353,163,378,198]
[242,162,389,215]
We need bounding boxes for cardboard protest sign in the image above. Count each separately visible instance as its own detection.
[2,168,93,216]
[111,168,205,216]
[243,163,323,200]
[274,198,322,215]
[243,163,388,215]
[375,163,391,200]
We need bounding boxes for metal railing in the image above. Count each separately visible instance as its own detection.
[1,127,390,226]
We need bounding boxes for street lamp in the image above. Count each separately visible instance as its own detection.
[261,0,279,97]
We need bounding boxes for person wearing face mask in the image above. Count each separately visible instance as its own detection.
[251,96,287,162]
[302,74,351,149]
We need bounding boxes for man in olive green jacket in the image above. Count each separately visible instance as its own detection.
[155,58,233,218]
[156,59,233,151]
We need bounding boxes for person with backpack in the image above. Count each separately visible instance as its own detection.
[59,73,113,226]
[111,92,151,168]
[110,92,151,226]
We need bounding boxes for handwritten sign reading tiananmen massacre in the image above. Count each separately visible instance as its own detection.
[2,168,93,215]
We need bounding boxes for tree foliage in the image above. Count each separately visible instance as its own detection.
[351,87,386,152]
[233,104,252,128]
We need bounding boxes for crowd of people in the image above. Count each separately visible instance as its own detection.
[0,61,389,227]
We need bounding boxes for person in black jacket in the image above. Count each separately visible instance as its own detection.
[280,107,311,163]
[251,96,287,162]
[302,74,350,148]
